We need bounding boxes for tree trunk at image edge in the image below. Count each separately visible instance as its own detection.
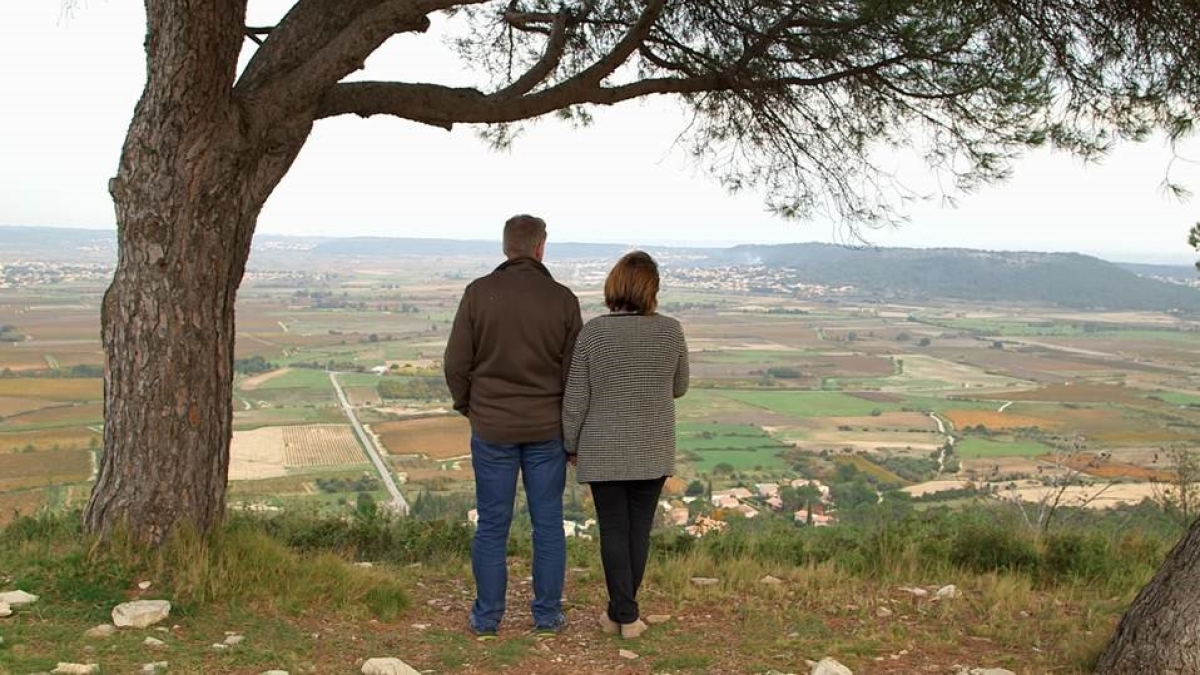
[83,2,304,542]
[1096,519,1200,673]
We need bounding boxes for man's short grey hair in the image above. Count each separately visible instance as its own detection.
[503,214,547,258]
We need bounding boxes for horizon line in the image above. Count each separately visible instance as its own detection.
[0,223,1194,266]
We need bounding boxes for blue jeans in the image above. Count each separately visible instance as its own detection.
[470,434,567,631]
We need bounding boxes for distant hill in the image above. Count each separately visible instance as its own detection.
[713,244,1200,312]
[1119,262,1200,282]
[308,236,633,261]
[3,226,1198,312]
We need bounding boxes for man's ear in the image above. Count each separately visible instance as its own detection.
[535,238,547,261]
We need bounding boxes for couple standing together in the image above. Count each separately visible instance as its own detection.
[443,214,689,640]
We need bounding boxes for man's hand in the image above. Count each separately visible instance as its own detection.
[566,453,578,466]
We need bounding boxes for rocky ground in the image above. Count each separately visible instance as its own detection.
[0,558,1103,674]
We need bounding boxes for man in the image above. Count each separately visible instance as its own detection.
[444,214,583,639]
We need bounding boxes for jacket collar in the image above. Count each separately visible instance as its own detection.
[495,257,553,278]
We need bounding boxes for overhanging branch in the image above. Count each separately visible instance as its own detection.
[494,9,571,98]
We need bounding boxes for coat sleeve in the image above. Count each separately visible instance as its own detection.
[561,336,590,455]
[673,324,690,399]
[560,294,584,386]
[443,288,474,416]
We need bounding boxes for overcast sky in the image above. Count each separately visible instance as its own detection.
[3,2,1198,263]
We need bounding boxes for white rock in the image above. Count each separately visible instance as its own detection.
[936,584,959,600]
[619,649,639,660]
[0,590,38,607]
[410,623,430,630]
[212,643,228,651]
[898,586,929,597]
[84,624,117,639]
[811,657,853,675]
[361,658,421,675]
[354,562,374,568]
[689,577,720,587]
[224,634,244,646]
[141,662,168,673]
[144,636,166,648]
[760,575,784,585]
[52,664,99,675]
[113,600,172,629]
[0,602,10,618]
[876,606,894,618]
[259,671,290,675]
[138,581,153,591]
[970,670,1016,675]
[645,614,672,625]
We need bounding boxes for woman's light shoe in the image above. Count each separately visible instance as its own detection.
[620,619,648,639]
[600,613,620,635]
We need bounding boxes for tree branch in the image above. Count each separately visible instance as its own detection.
[494,9,570,98]
[237,0,489,123]
[316,51,917,125]
[573,0,666,86]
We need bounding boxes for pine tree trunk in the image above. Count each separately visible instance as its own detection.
[84,0,307,542]
[1096,520,1200,673]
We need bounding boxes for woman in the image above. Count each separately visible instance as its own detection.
[563,251,689,639]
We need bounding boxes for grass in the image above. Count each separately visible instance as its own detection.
[955,437,1054,458]
[0,502,1179,674]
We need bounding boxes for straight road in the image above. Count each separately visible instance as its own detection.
[329,371,410,515]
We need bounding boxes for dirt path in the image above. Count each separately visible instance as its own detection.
[240,367,292,391]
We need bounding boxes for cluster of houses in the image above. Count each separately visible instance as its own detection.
[660,479,837,535]
[464,478,837,540]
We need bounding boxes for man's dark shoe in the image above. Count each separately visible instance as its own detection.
[469,619,498,641]
[534,612,568,637]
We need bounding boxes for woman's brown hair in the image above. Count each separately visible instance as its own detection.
[604,251,659,315]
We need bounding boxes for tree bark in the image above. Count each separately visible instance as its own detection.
[84,0,307,542]
[1096,519,1200,673]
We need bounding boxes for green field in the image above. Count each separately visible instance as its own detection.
[719,390,903,417]
[686,447,790,472]
[677,422,790,472]
[1152,391,1200,407]
[691,349,811,365]
[955,437,1053,458]
[253,368,336,390]
[677,422,786,451]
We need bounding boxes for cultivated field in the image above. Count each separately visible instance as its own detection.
[282,424,365,467]
[373,415,470,460]
[5,248,1200,516]
[0,448,91,491]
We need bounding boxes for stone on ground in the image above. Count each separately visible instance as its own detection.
[84,624,117,639]
[52,664,99,675]
[811,657,853,675]
[141,662,169,673]
[876,606,894,618]
[113,600,172,629]
[689,577,720,587]
[137,581,153,591]
[936,584,959,599]
[224,634,245,646]
[619,649,639,660]
[143,636,166,647]
[760,575,784,585]
[899,586,929,597]
[644,614,671,624]
[0,602,10,618]
[0,590,38,607]
[260,671,290,675]
[361,657,421,675]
